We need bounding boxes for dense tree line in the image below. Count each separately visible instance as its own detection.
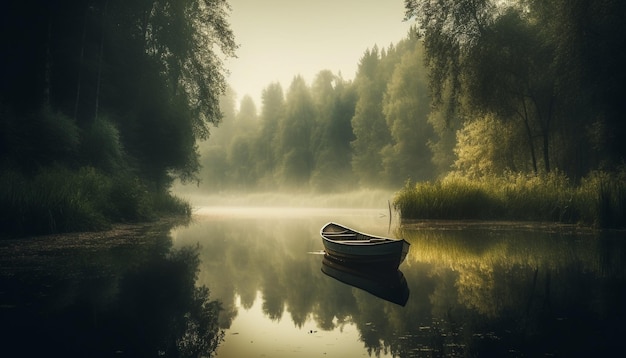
[197,33,436,192]
[198,0,625,195]
[1,0,235,235]
[3,0,622,230]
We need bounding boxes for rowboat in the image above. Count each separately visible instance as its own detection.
[320,222,410,268]
[321,254,410,306]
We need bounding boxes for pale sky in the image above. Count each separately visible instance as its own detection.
[225,0,413,107]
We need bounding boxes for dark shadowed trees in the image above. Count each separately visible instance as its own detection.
[0,0,236,234]
[0,0,236,185]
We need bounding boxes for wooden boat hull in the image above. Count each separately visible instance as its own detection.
[320,222,410,268]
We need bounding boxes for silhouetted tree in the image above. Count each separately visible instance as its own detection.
[256,83,285,187]
[276,76,316,187]
[351,47,392,187]
[310,72,356,191]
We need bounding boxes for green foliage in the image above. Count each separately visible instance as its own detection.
[382,42,434,185]
[275,76,316,188]
[227,135,255,189]
[117,0,237,141]
[393,176,498,220]
[80,116,125,172]
[405,0,626,179]
[309,75,357,192]
[427,99,459,178]
[0,0,235,235]
[0,166,191,237]
[394,171,626,228]
[198,146,230,191]
[351,50,392,187]
[194,35,438,192]
[0,167,108,236]
[152,191,192,217]
[578,170,626,228]
[499,171,574,221]
[1,108,80,170]
[453,115,525,177]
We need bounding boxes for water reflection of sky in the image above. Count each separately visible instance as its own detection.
[171,206,626,357]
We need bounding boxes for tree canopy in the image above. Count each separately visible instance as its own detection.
[192,0,625,195]
[1,0,235,185]
[1,0,236,235]
[405,0,626,178]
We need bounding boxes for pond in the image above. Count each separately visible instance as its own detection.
[1,205,625,357]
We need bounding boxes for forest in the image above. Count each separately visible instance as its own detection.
[193,0,625,227]
[194,33,434,192]
[0,0,236,236]
[2,0,625,236]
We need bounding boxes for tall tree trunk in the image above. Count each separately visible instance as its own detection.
[542,99,554,173]
[44,18,52,107]
[94,0,108,121]
[74,4,89,121]
[542,134,550,172]
[520,97,538,174]
[533,95,554,173]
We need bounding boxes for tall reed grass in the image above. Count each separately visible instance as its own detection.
[394,170,626,228]
[0,166,191,237]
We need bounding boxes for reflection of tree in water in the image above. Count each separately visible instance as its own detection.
[1,227,223,357]
[391,228,626,357]
[113,246,223,357]
[176,218,626,357]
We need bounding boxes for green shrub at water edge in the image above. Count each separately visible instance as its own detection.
[149,190,192,217]
[577,170,626,228]
[0,167,108,235]
[394,171,626,228]
[0,166,191,237]
[394,176,499,220]
[498,171,575,221]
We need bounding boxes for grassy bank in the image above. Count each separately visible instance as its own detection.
[0,166,191,237]
[394,171,626,229]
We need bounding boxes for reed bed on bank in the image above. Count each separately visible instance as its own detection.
[0,166,190,237]
[394,171,626,229]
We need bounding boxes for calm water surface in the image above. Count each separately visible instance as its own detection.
[172,207,626,357]
[2,206,625,357]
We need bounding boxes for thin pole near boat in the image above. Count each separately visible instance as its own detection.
[388,200,392,233]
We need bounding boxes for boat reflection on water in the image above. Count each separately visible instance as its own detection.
[321,254,410,306]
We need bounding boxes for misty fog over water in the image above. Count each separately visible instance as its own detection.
[174,189,398,210]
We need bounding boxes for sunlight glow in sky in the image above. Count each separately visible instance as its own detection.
[225,0,413,106]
